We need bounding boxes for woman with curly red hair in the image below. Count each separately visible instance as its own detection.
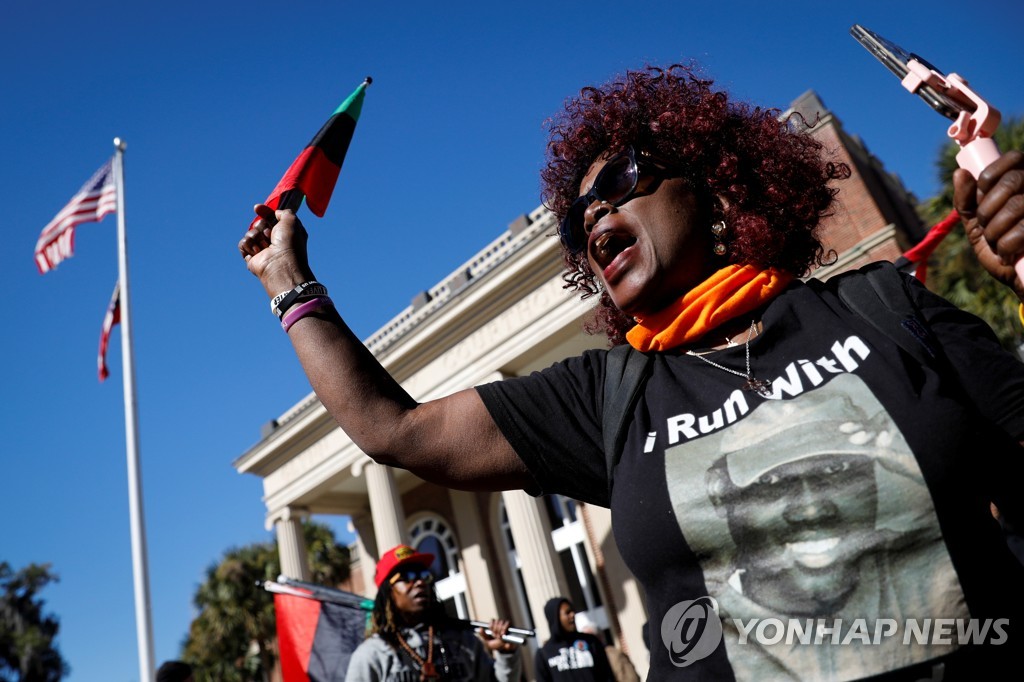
[241,64,1024,680]
[543,65,848,345]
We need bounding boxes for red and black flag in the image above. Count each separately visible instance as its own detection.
[265,579,371,682]
[253,78,371,228]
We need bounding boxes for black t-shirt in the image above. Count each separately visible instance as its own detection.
[477,273,1024,681]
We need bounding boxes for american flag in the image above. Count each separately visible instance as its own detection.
[35,158,117,274]
[98,282,121,382]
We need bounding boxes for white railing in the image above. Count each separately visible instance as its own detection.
[364,207,555,355]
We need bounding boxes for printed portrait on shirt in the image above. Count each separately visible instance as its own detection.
[665,373,968,680]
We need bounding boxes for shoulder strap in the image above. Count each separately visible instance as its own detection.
[835,261,943,367]
[603,344,653,499]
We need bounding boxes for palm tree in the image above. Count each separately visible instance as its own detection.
[183,544,278,682]
[924,116,1024,350]
[182,521,350,682]
[0,561,69,682]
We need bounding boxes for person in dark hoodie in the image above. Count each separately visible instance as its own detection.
[345,544,521,681]
[535,598,614,682]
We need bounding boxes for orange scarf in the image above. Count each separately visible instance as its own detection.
[625,264,794,352]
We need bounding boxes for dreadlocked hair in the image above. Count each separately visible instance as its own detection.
[370,582,448,650]
[541,63,849,344]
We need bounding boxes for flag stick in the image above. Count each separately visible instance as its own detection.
[266,578,535,643]
[113,137,156,682]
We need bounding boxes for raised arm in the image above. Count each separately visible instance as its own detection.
[238,205,532,492]
[953,151,1024,531]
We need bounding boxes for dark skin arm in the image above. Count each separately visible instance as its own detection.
[953,150,1024,526]
[238,204,532,492]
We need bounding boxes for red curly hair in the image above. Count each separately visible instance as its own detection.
[541,64,848,344]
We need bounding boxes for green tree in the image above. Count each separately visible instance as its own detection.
[304,522,352,588]
[0,562,69,682]
[923,116,1024,350]
[182,521,351,682]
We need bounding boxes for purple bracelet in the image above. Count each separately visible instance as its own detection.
[281,296,333,332]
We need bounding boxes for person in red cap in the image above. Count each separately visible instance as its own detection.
[345,544,521,681]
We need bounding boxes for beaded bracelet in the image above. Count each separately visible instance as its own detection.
[272,281,329,318]
[281,296,334,333]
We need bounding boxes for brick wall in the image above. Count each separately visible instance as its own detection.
[790,98,921,279]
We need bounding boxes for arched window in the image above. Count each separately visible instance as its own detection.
[408,514,469,619]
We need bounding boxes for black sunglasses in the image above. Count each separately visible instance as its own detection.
[559,146,672,254]
[389,567,435,586]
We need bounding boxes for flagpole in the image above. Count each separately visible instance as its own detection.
[113,137,156,682]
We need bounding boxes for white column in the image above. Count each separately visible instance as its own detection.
[501,490,569,642]
[448,489,498,619]
[365,462,409,553]
[272,506,311,581]
[351,512,380,599]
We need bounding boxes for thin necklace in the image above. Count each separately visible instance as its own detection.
[396,625,440,681]
[685,319,773,398]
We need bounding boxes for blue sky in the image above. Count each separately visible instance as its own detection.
[2,1,1021,680]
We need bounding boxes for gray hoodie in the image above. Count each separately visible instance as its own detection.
[344,622,521,682]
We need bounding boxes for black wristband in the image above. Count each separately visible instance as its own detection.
[272,281,328,319]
